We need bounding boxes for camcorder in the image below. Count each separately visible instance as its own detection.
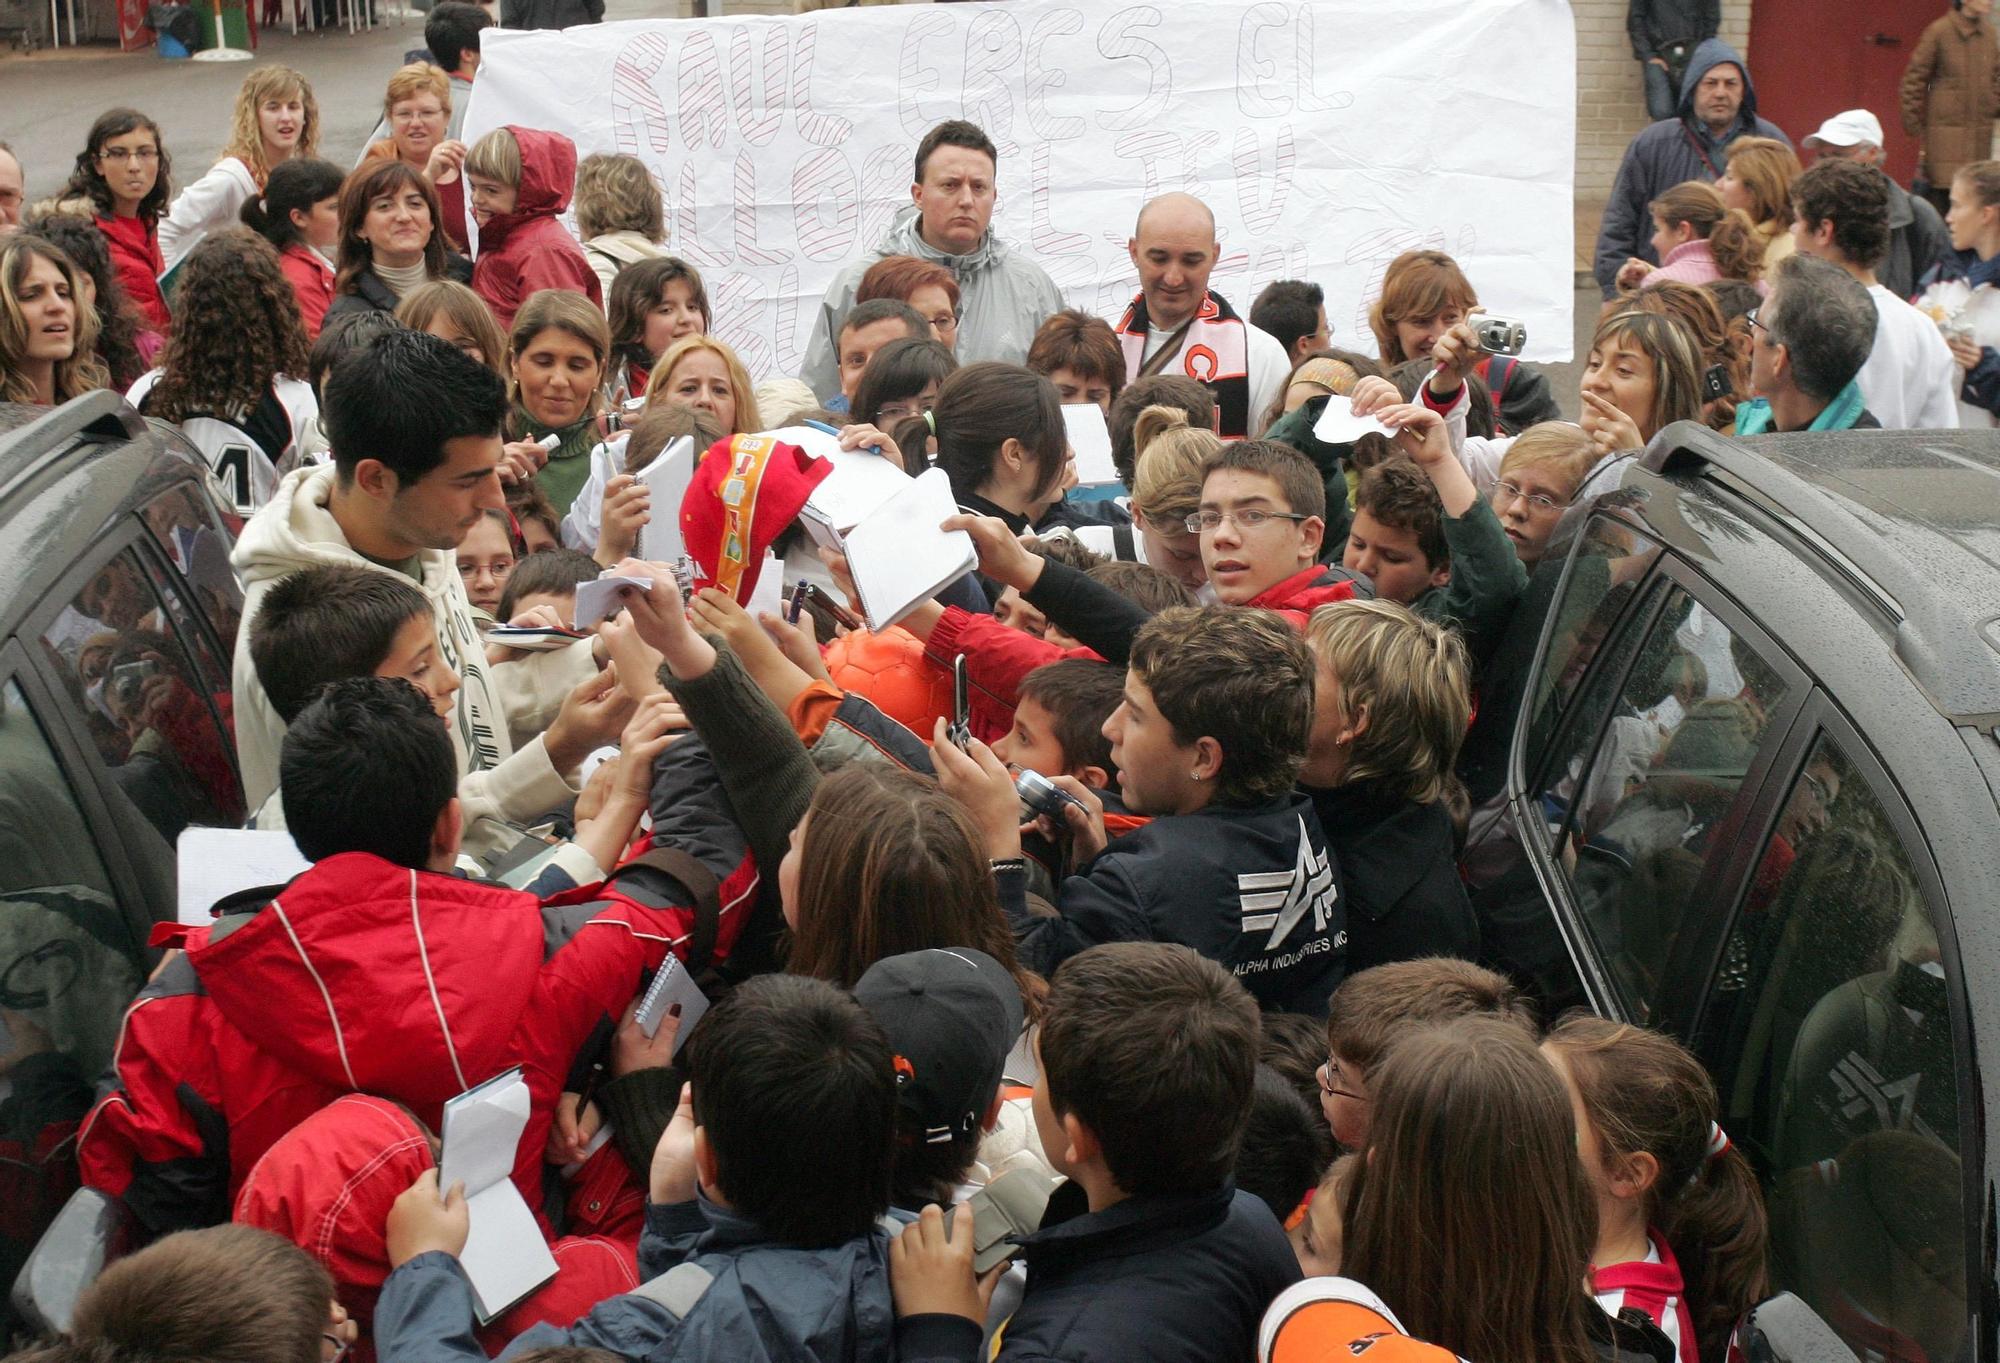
[1472,315,1527,356]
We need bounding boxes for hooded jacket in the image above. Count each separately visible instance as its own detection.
[234,1094,640,1363]
[378,1197,896,1363]
[229,463,592,866]
[584,229,669,302]
[800,206,1064,400]
[471,127,603,331]
[1306,778,1477,974]
[77,738,762,1239]
[898,1182,1300,1363]
[1901,8,2000,186]
[1593,40,1793,297]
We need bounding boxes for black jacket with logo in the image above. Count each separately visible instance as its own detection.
[897,1182,1300,1363]
[1307,778,1478,974]
[997,792,1347,1014]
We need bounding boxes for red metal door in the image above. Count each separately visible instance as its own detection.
[1748,0,1941,180]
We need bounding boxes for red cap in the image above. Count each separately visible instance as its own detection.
[678,433,830,604]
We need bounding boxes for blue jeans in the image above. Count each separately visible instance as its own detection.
[1643,60,1679,121]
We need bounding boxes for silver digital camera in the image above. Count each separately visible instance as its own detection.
[1016,769,1088,820]
[1473,315,1527,356]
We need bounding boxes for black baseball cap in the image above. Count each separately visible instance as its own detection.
[855,947,1024,1143]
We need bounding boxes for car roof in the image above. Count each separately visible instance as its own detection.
[1638,422,2000,730]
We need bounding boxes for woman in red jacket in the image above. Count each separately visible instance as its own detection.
[464,125,601,330]
[58,108,172,334]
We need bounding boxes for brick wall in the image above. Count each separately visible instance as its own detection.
[1575,0,1754,200]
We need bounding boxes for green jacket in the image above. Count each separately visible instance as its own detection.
[1411,497,1527,671]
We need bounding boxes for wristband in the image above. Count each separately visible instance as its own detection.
[989,857,1026,875]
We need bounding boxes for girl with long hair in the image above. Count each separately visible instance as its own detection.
[20,211,149,390]
[1917,157,2000,428]
[59,108,173,331]
[646,333,759,435]
[0,234,107,405]
[239,158,344,340]
[323,160,469,323]
[1341,1016,1606,1363]
[1544,1015,1771,1363]
[159,66,318,274]
[904,360,1067,533]
[605,255,708,400]
[128,228,315,514]
[1615,182,1765,293]
[504,289,610,516]
[849,335,957,471]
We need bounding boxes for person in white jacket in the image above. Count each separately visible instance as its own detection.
[230,329,616,870]
[801,120,1062,401]
[1791,158,1958,430]
[160,65,319,276]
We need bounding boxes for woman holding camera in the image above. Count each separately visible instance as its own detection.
[1369,249,1561,436]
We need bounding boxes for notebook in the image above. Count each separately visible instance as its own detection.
[175,827,311,926]
[839,467,976,632]
[1062,403,1118,486]
[634,434,697,563]
[796,446,912,554]
[633,955,709,1050]
[438,1068,558,1323]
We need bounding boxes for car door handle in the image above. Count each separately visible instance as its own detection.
[1868,31,1903,45]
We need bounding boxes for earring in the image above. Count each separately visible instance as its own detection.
[1189,771,1205,782]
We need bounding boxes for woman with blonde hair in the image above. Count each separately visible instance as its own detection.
[1126,405,1221,592]
[1615,182,1764,293]
[646,333,761,434]
[1716,135,1804,272]
[503,289,611,516]
[0,234,107,405]
[160,66,318,274]
[395,279,507,378]
[573,153,668,300]
[362,63,452,176]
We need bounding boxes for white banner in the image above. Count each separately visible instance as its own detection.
[466,0,1577,380]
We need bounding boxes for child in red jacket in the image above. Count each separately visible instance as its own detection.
[466,125,602,329]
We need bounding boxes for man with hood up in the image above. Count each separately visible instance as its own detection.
[1593,39,1793,300]
[801,120,1062,401]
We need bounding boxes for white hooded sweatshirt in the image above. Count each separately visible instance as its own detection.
[231,464,590,863]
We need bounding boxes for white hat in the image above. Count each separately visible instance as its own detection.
[1804,110,1884,149]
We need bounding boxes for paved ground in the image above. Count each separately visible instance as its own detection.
[4,13,1604,419]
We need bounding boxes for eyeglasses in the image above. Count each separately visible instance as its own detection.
[1490,479,1568,515]
[1318,1056,1363,1102]
[1802,769,1836,806]
[322,1333,350,1363]
[391,107,444,124]
[98,147,159,163]
[926,313,960,332]
[1183,508,1309,534]
[1745,308,1775,342]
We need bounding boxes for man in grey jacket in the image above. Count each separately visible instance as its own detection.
[800,120,1063,401]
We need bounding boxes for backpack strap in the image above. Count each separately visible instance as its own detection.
[612,845,722,973]
[1112,522,1136,561]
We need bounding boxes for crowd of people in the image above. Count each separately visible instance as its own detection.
[0,6,1989,1363]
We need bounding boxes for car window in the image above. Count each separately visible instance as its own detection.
[139,479,243,658]
[38,549,246,841]
[0,674,147,1294]
[1703,734,1965,1363]
[1554,586,1791,1021]
[1522,515,1662,777]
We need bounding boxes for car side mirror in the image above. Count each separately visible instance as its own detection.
[1735,1293,1862,1363]
[9,1187,131,1337]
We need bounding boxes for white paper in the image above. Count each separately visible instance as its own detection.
[1312,395,1397,444]
[439,1069,557,1323]
[801,446,911,536]
[744,552,787,620]
[841,467,976,632]
[572,574,652,629]
[635,434,697,563]
[634,956,710,1052]
[485,625,589,652]
[1062,404,1118,487]
[176,827,311,926]
[464,1,1577,366]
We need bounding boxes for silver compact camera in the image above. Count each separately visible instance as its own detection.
[1472,315,1527,356]
[1016,769,1088,820]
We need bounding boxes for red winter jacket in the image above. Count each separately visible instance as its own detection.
[79,795,757,1238]
[95,212,169,333]
[235,1093,639,1362]
[470,126,602,330]
[1245,563,1367,628]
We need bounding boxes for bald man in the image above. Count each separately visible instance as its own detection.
[1111,194,1290,440]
